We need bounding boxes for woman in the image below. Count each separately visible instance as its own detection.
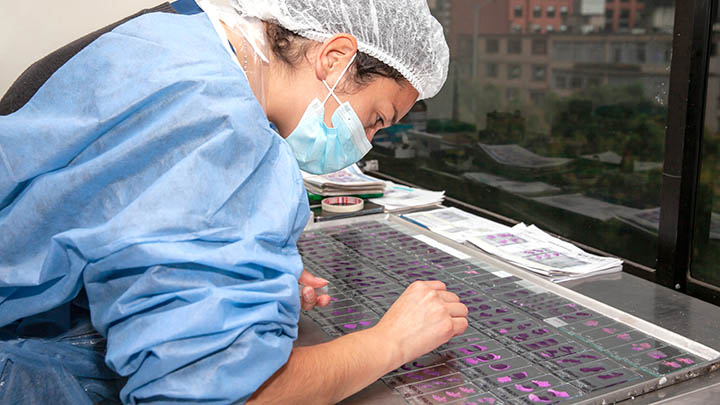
[0,0,468,403]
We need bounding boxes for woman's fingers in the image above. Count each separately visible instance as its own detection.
[446,302,469,318]
[298,269,329,288]
[438,290,460,303]
[316,294,332,307]
[301,286,316,310]
[451,317,469,336]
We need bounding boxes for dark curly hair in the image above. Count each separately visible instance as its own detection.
[264,22,407,91]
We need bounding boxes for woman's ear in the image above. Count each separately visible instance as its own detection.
[314,33,358,83]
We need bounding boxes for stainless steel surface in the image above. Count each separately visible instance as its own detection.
[298,214,720,404]
[628,370,720,404]
[561,272,720,352]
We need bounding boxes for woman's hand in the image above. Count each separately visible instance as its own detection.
[372,280,468,366]
[299,270,332,310]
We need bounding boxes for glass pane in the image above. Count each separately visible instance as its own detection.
[369,0,675,268]
[693,7,720,285]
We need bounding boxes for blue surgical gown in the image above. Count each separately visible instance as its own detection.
[0,11,309,404]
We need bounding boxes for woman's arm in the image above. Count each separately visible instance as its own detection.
[248,280,469,404]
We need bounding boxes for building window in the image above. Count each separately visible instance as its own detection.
[532,65,547,81]
[532,24,542,33]
[619,9,631,29]
[588,77,602,87]
[508,64,521,79]
[514,5,522,18]
[560,6,569,16]
[560,25,568,32]
[511,24,523,33]
[533,5,542,18]
[547,6,556,18]
[570,76,583,89]
[637,44,647,63]
[506,87,519,101]
[529,90,546,105]
[546,25,555,32]
[486,38,499,53]
[508,38,522,54]
[532,39,547,55]
[486,63,499,78]
[555,74,567,89]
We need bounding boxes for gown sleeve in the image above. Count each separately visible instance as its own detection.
[0,12,310,404]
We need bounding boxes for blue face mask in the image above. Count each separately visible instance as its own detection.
[285,53,372,174]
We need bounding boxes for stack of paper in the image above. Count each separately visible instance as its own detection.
[302,165,385,196]
[403,207,623,282]
[402,207,509,243]
[369,182,445,212]
[466,223,623,282]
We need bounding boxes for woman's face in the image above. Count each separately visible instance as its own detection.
[268,34,420,142]
[323,76,419,141]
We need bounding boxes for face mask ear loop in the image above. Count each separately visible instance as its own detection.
[322,53,358,106]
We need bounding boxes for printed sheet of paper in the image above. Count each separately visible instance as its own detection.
[369,181,445,212]
[402,207,510,243]
[467,223,623,279]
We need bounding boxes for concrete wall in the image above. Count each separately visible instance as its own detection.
[0,0,161,96]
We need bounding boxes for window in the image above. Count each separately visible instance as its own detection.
[619,9,631,29]
[507,64,521,79]
[508,38,522,54]
[486,63,499,78]
[547,6,556,18]
[532,39,547,55]
[533,6,542,18]
[694,11,720,288]
[532,24,542,33]
[560,25,568,32]
[614,47,622,63]
[546,25,555,32]
[529,90,546,105]
[486,38,499,53]
[368,0,677,277]
[514,5,522,18]
[532,65,547,81]
[637,44,647,63]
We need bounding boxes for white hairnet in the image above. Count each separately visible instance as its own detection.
[230,0,450,100]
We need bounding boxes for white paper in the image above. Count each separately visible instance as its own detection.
[467,222,623,279]
[403,207,509,243]
[413,234,471,260]
[369,181,445,212]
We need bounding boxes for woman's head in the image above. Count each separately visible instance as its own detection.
[263,22,419,141]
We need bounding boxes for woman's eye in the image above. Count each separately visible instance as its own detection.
[376,115,384,126]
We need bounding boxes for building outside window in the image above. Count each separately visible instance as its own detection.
[514,4,522,18]
[547,6,556,18]
[531,39,547,55]
[507,64,521,79]
[367,0,706,297]
[486,62,499,78]
[486,38,499,54]
[531,65,547,81]
[508,38,522,54]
